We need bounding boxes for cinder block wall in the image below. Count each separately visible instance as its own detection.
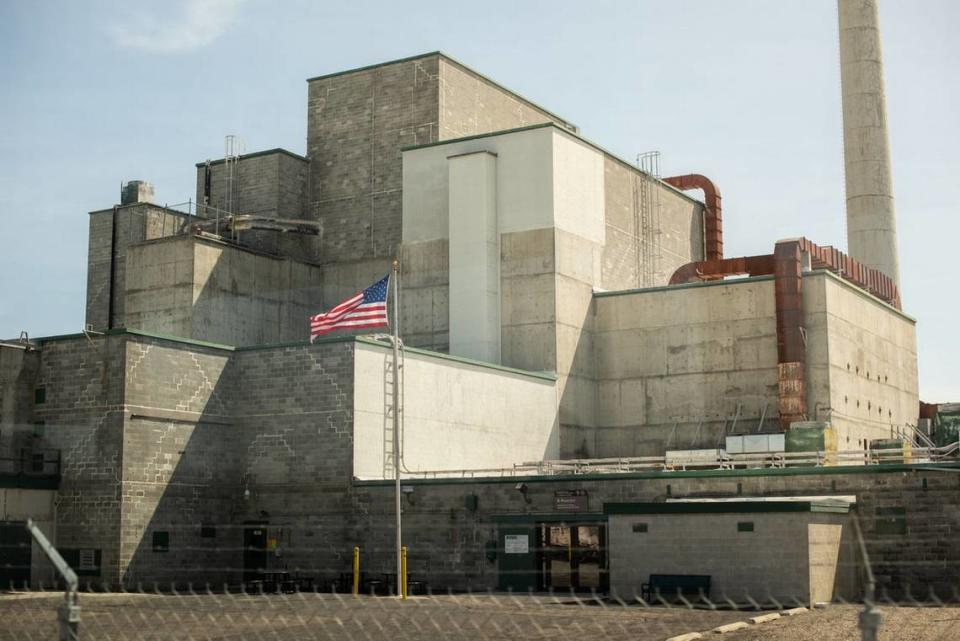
[194,150,312,259]
[305,52,570,270]
[31,336,128,583]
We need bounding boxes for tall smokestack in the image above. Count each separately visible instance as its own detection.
[838,0,900,288]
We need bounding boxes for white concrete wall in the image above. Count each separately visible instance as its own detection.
[352,341,558,479]
[448,151,501,362]
[0,488,57,585]
[402,125,555,243]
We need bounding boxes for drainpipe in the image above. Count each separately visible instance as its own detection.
[663,174,723,261]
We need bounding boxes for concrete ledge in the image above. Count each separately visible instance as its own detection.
[711,621,750,634]
[782,607,809,616]
[666,633,702,641]
[749,613,781,624]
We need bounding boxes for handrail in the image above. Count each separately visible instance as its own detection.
[392,443,959,480]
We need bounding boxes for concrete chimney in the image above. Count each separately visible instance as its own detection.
[120,180,155,205]
[838,0,900,288]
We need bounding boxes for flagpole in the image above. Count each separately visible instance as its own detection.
[391,257,402,598]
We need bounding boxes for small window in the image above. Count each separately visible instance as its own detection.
[737,521,754,532]
[34,387,46,405]
[632,523,648,533]
[200,525,217,539]
[875,507,906,535]
[31,453,45,473]
[152,531,170,552]
[32,421,46,437]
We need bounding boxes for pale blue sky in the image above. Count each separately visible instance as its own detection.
[1,0,956,400]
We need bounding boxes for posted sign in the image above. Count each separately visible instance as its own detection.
[554,489,589,512]
[504,534,529,554]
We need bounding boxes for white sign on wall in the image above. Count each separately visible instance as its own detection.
[504,534,529,554]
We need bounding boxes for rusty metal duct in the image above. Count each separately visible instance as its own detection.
[669,237,901,429]
[663,174,723,261]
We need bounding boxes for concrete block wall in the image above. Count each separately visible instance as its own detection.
[231,341,357,580]
[85,204,194,332]
[307,55,442,264]
[437,57,575,140]
[118,335,237,584]
[194,150,312,260]
[350,466,955,597]
[306,52,572,275]
[0,347,40,456]
[31,335,128,583]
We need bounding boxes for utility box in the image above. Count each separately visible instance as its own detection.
[726,433,785,454]
[786,422,837,464]
[871,438,913,464]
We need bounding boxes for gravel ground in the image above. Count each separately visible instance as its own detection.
[726,604,960,641]
[1,592,958,641]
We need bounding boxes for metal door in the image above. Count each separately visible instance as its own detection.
[242,524,268,584]
[0,522,31,589]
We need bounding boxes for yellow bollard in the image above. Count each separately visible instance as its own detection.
[400,546,408,600]
[352,546,360,596]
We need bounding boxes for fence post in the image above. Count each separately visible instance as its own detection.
[25,519,79,641]
[401,546,408,600]
[352,546,360,596]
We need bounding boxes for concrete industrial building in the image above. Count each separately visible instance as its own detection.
[1,3,956,602]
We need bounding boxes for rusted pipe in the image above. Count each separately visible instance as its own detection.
[663,174,722,261]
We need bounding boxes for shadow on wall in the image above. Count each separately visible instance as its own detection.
[189,240,325,347]
[121,341,361,588]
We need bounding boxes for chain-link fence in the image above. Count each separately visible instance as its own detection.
[2,507,959,641]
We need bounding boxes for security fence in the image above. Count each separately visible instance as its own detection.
[2,509,959,641]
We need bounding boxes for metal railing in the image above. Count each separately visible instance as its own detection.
[396,443,959,479]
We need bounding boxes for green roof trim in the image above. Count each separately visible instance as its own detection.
[356,337,556,382]
[194,147,308,168]
[353,461,960,488]
[594,274,776,299]
[603,501,851,515]
[306,51,577,132]
[401,122,703,208]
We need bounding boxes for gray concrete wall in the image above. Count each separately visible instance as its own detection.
[593,277,781,457]
[814,271,919,446]
[124,235,324,347]
[607,511,834,602]
[601,157,705,290]
[85,204,194,331]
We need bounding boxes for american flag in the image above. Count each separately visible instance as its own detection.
[310,274,390,341]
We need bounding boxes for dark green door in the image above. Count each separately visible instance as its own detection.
[497,525,537,592]
[0,522,31,589]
